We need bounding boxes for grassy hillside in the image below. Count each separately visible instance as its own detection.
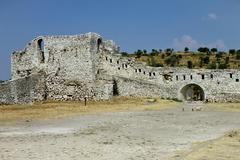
[122,50,240,69]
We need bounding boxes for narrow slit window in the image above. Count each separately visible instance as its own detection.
[97,38,102,51]
[183,75,186,80]
[176,75,178,81]
[37,39,45,63]
[202,75,205,80]
[190,75,193,80]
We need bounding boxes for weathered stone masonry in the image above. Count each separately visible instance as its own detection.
[0,32,240,104]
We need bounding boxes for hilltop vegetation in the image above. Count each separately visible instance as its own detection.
[121,48,240,69]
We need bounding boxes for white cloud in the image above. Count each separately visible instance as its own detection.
[208,40,226,50]
[202,13,218,21]
[172,35,226,51]
[208,13,217,20]
[173,35,200,50]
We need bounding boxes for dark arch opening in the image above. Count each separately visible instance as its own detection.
[37,39,45,63]
[37,39,44,51]
[113,80,119,96]
[97,38,102,51]
[180,84,204,101]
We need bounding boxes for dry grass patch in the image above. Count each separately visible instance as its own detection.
[171,130,240,160]
[0,97,178,124]
[206,103,240,112]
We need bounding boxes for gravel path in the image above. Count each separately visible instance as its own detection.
[0,105,240,160]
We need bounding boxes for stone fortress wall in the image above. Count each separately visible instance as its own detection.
[0,32,240,104]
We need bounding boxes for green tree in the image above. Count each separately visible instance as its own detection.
[164,55,179,67]
[236,52,240,60]
[203,56,210,64]
[219,63,229,69]
[207,63,217,69]
[121,52,128,56]
[229,49,236,55]
[161,54,165,59]
[150,56,163,67]
[211,48,218,53]
[184,47,189,52]
[187,60,193,69]
[143,49,147,55]
[177,54,182,59]
[135,49,143,58]
[225,57,230,64]
[150,49,158,56]
[165,48,174,56]
[198,47,209,53]
[215,53,223,59]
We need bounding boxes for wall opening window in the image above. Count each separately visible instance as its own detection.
[138,69,141,72]
[117,61,119,64]
[236,79,239,82]
[183,75,186,80]
[230,73,233,78]
[190,75,193,80]
[106,57,108,61]
[153,72,156,76]
[210,74,213,79]
[176,75,178,81]
[37,39,44,51]
[110,59,112,63]
[97,38,102,51]
[202,75,205,80]
[113,80,119,96]
[37,39,45,63]
[149,72,152,76]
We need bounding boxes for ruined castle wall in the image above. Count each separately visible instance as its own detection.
[12,33,102,82]
[0,74,46,104]
[42,34,100,82]
[10,33,113,102]
[11,37,47,80]
[100,52,240,102]
[5,32,240,104]
[112,76,169,98]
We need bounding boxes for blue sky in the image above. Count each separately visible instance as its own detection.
[0,0,240,80]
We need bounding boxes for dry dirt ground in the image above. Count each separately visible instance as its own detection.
[0,99,240,160]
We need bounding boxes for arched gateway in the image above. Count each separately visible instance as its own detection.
[180,84,205,101]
